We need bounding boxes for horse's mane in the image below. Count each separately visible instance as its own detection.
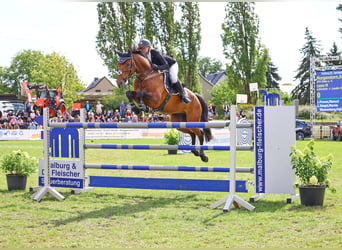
[131,49,147,59]
[131,49,151,66]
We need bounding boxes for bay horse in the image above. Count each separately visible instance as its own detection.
[116,50,213,162]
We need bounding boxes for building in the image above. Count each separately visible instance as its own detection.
[198,71,227,102]
[78,76,116,104]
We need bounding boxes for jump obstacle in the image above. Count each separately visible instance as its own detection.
[31,105,297,212]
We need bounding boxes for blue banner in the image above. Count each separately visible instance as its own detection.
[254,107,265,193]
[316,70,342,112]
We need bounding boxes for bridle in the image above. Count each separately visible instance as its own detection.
[118,52,157,83]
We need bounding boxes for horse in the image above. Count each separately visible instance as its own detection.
[116,50,213,162]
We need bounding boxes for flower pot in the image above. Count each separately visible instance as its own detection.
[299,185,326,206]
[168,150,177,155]
[6,174,27,191]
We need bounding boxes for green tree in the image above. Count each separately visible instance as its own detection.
[101,86,128,111]
[175,2,201,93]
[198,57,224,77]
[31,52,84,107]
[221,2,268,104]
[291,27,321,105]
[326,42,342,65]
[149,2,176,56]
[4,50,44,94]
[210,81,235,116]
[96,2,143,78]
[0,66,11,93]
[337,4,342,37]
[266,60,281,89]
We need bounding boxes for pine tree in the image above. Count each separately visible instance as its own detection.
[291,27,321,104]
[266,61,281,89]
[327,42,342,65]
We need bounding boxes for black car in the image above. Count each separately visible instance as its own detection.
[296,120,312,140]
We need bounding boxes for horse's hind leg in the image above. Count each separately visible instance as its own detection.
[190,133,200,157]
[198,129,208,162]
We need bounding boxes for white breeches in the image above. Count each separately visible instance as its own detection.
[169,62,179,83]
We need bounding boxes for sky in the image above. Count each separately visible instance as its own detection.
[1,0,341,94]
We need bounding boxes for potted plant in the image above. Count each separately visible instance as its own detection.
[0,150,37,190]
[164,129,180,154]
[290,140,335,206]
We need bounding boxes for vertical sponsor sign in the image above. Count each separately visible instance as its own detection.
[254,107,265,193]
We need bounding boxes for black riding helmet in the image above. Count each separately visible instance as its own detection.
[138,39,151,48]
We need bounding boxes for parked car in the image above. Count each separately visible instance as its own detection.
[332,120,342,141]
[296,119,312,140]
[0,101,14,115]
[11,103,25,114]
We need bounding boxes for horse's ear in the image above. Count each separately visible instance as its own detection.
[116,51,124,57]
[116,50,130,58]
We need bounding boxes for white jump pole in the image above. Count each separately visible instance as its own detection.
[210,105,255,212]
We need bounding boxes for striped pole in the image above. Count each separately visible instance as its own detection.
[85,164,254,173]
[85,144,252,151]
[49,121,252,129]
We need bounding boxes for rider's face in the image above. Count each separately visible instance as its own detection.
[139,45,150,55]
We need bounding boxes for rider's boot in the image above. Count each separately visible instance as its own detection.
[174,80,191,104]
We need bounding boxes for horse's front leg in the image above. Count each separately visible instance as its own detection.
[126,90,141,114]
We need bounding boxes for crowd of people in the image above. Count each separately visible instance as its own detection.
[0,106,42,129]
[81,101,170,123]
[0,99,246,130]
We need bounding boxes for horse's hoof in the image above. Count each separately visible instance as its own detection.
[201,156,208,162]
[192,150,200,157]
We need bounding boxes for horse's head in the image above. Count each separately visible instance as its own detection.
[116,50,135,87]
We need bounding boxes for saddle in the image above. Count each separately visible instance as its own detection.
[163,72,178,95]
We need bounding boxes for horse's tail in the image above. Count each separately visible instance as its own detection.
[196,94,213,142]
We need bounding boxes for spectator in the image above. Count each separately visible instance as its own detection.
[95,101,103,116]
[28,121,37,129]
[9,116,19,129]
[223,101,230,120]
[239,108,246,119]
[119,100,126,119]
[85,101,91,113]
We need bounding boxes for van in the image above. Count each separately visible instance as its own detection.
[0,101,14,114]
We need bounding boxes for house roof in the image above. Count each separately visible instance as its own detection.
[206,71,226,85]
[81,76,109,93]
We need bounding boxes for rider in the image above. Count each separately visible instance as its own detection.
[137,38,191,104]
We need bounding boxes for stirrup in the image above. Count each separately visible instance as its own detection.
[182,95,192,104]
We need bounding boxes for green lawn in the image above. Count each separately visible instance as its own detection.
[0,139,341,248]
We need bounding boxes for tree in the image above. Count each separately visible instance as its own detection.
[291,27,321,104]
[175,2,201,93]
[96,2,143,78]
[221,2,268,104]
[31,52,84,107]
[4,50,44,94]
[198,57,224,77]
[326,42,342,65]
[337,4,342,37]
[96,2,201,92]
[266,60,281,89]
[0,66,11,93]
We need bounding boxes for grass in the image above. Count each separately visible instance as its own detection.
[0,139,341,248]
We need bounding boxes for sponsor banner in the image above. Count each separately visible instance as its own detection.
[0,129,42,140]
[38,159,84,189]
[254,107,265,193]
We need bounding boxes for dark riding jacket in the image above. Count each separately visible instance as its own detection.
[150,49,176,70]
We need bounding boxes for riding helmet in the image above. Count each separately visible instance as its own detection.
[138,39,151,47]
